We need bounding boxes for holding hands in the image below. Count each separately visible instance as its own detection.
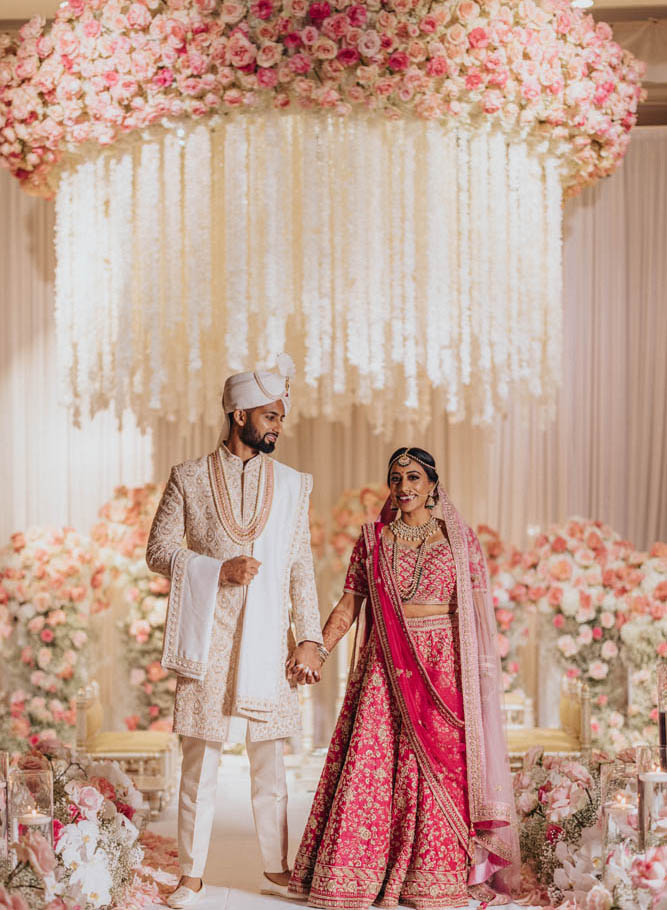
[286,641,323,686]
[219,556,261,586]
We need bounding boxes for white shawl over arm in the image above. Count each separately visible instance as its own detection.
[146,466,221,681]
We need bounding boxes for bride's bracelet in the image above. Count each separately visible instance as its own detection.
[316,644,330,664]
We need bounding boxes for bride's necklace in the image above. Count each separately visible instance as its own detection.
[389,516,439,601]
[389,515,439,542]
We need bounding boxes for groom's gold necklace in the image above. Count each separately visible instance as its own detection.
[212,451,274,545]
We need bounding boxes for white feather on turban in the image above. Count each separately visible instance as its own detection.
[217,353,296,444]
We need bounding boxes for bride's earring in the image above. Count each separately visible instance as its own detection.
[425,490,436,510]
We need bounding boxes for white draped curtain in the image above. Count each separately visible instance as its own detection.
[1,126,666,551]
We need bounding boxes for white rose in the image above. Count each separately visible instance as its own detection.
[561,589,579,617]
[577,625,593,646]
[601,640,618,660]
[588,660,609,680]
[557,635,578,658]
[600,611,615,629]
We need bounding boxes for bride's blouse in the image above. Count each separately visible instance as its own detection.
[344,527,487,605]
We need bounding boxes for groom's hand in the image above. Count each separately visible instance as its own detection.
[219,556,261,587]
[286,641,322,685]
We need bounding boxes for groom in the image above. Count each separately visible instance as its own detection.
[146,355,324,907]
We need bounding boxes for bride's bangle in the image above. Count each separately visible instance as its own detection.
[316,644,330,664]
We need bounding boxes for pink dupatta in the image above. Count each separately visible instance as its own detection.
[359,487,519,892]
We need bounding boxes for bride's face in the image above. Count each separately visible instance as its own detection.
[388,460,434,515]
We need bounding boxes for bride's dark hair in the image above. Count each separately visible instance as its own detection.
[386,447,439,488]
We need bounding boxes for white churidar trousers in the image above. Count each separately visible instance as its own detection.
[178,730,288,878]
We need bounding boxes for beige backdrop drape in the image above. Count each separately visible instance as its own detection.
[2,126,665,552]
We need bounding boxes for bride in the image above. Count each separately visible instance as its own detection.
[287,447,518,909]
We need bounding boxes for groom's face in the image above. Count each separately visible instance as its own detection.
[239,401,286,453]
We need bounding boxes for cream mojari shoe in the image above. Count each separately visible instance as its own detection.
[166,882,207,908]
[259,871,306,900]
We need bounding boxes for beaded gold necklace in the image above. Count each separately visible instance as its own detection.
[209,450,274,545]
[389,516,440,601]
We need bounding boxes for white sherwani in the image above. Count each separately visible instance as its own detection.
[146,445,323,878]
[146,445,323,742]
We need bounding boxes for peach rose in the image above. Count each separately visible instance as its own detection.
[456,0,479,24]
[446,24,467,46]
[257,42,283,67]
[14,830,56,877]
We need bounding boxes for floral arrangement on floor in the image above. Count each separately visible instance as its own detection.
[0,0,644,197]
[0,528,108,744]
[526,518,645,750]
[477,524,532,694]
[0,731,146,910]
[514,746,602,900]
[619,542,667,746]
[514,747,667,910]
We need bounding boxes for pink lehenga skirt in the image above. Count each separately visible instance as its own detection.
[290,613,470,910]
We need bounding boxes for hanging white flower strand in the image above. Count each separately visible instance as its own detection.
[54,113,564,436]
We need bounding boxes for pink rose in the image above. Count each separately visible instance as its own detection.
[40,628,54,643]
[127,2,151,29]
[308,2,331,25]
[337,47,359,66]
[426,56,448,77]
[223,88,244,106]
[220,1,245,23]
[348,5,367,27]
[251,0,274,18]
[14,830,56,877]
[290,53,312,74]
[420,15,438,34]
[468,26,489,49]
[68,783,105,819]
[226,33,257,68]
[257,42,282,66]
[313,37,337,59]
[300,25,319,45]
[28,616,45,634]
[387,51,409,72]
[553,614,565,629]
[357,29,381,57]
[257,66,278,87]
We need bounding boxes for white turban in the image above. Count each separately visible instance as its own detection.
[218,353,295,443]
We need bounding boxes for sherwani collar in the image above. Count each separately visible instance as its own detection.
[219,443,263,476]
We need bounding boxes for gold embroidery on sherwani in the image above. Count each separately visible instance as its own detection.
[146,446,322,743]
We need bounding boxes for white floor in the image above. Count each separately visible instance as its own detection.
[147,755,532,910]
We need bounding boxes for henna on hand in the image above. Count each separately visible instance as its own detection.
[322,592,363,653]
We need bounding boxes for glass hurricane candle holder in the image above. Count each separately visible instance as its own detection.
[0,751,9,860]
[658,663,667,771]
[9,769,54,849]
[602,790,638,859]
[636,745,667,850]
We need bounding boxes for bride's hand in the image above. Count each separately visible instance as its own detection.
[285,642,322,685]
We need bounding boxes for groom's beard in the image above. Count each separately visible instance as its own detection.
[240,421,277,454]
